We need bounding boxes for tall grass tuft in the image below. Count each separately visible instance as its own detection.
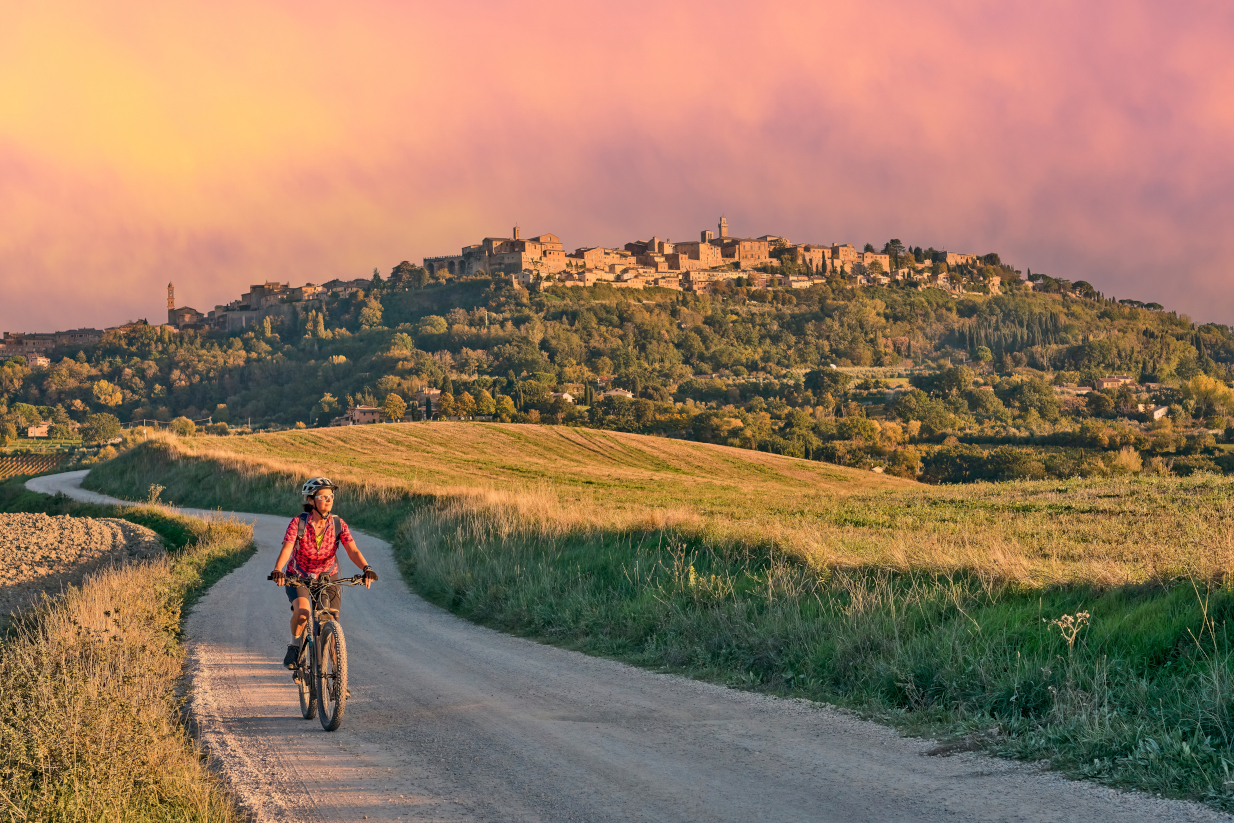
[0,509,252,821]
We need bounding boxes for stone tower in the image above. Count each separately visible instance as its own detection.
[719,217,729,238]
[513,225,521,241]
[167,283,174,324]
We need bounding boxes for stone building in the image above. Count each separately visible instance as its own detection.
[855,251,891,275]
[830,244,860,272]
[567,246,635,272]
[782,245,832,273]
[939,251,978,267]
[709,218,771,266]
[0,328,104,355]
[424,227,568,277]
[671,236,725,269]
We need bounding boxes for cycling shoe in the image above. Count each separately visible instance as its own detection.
[283,644,299,669]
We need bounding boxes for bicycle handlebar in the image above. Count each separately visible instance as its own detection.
[267,572,368,588]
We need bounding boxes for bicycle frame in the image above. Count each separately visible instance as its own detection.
[270,571,366,730]
[280,571,364,638]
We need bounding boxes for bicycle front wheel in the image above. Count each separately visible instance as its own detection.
[316,620,348,731]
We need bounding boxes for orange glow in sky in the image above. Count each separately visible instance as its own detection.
[3,0,1234,329]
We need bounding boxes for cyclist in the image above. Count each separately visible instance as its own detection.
[270,477,378,669]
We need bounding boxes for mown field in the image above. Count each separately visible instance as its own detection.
[86,423,1234,808]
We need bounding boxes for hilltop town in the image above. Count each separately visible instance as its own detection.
[0,218,1026,349]
[423,217,1002,296]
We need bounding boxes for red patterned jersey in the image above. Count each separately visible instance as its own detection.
[283,513,353,577]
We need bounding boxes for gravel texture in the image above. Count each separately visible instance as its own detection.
[30,471,1234,823]
[1,511,165,622]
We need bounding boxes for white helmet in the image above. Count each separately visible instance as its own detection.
[300,477,338,506]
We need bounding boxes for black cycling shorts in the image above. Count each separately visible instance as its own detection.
[285,582,341,615]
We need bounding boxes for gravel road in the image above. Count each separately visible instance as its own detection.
[1,508,163,625]
[27,470,1232,823]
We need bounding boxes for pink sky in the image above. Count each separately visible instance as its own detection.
[3,0,1233,331]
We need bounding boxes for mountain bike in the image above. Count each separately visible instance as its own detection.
[268,571,368,731]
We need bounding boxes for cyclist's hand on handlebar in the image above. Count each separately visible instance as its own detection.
[270,569,286,586]
[362,566,378,588]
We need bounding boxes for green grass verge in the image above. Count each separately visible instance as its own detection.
[84,442,1234,810]
[0,473,254,821]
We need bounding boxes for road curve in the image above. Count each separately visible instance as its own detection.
[27,470,1230,823]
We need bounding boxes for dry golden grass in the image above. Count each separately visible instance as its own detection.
[0,513,250,821]
[133,423,1234,588]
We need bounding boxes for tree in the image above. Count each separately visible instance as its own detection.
[314,392,340,421]
[417,315,447,338]
[0,421,16,447]
[457,391,476,418]
[359,298,383,328]
[474,389,496,416]
[804,368,853,396]
[170,416,196,437]
[973,346,993,365]
[837,415,879,442]
[382,393,406,422]
[1010,377,1062,421]
[883,239,906,270]
[494,395,517,421]
[965,388,1011,422]
[937,365,974,396]
[891,389,956,435]
[437,392,457,418]
[1184,374,1234,419]
[92,379,123,407]
[81,412,122,444]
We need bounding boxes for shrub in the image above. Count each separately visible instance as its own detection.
[80,413,121,445]
[170,417,196,437]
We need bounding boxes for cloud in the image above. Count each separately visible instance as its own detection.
[1,0,1233,329]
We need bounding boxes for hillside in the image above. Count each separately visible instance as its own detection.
[7,266,1234,484]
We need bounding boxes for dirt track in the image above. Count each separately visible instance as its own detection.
[27,470,1232,823]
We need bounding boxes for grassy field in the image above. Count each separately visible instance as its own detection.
[98,423,1233,587]
[0,476,253,821]
[85,424,1234,808]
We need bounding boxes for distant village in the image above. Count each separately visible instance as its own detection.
[422,217,1000,296]
[1,217,1009,354]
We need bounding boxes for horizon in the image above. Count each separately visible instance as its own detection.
[3,1,1233,330]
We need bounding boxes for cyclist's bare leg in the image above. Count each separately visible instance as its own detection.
[290,596,311,641]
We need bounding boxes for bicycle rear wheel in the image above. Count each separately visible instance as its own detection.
[316,620,348,731]
[298,640,317,719]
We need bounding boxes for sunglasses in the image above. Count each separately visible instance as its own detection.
[315,494,334,501]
